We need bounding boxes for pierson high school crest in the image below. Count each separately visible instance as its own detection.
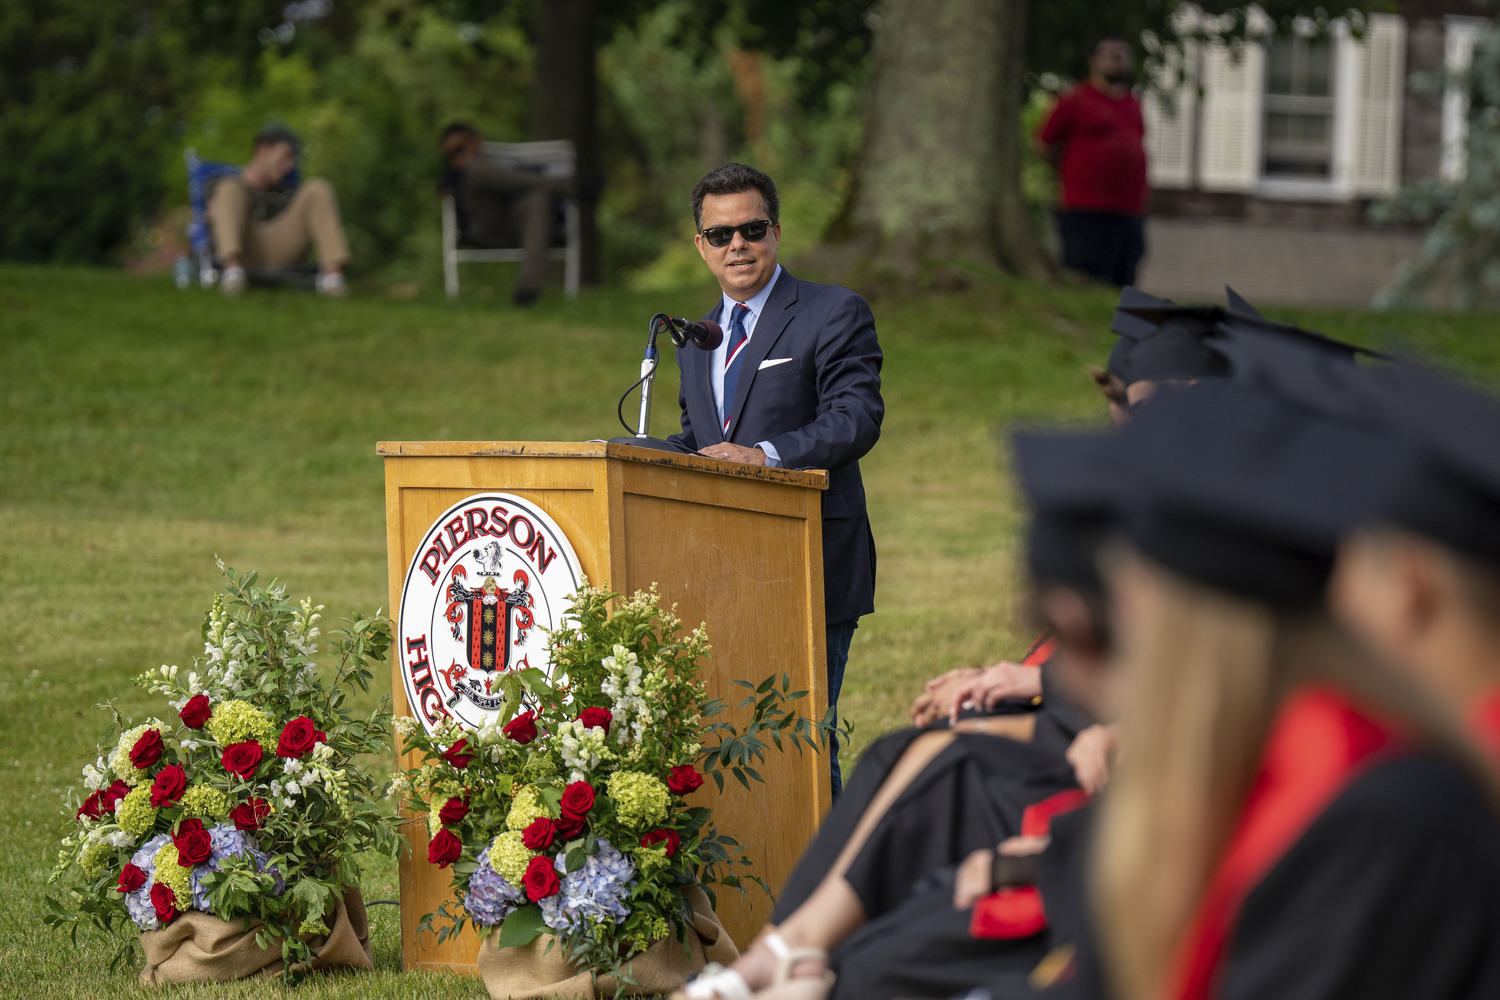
[397,493,584,733]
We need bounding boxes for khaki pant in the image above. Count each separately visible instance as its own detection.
[207,176,350,271]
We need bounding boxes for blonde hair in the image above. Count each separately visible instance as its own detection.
[1091,551,1495,1000]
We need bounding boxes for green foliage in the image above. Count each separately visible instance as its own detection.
[1374,15,1500,308]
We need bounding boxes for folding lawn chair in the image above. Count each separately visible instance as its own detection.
[183,148,316,290]
[441,139,581,300]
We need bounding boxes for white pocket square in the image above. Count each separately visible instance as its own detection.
[758,358,793,370]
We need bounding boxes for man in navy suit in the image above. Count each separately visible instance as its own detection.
[669,162,884,795]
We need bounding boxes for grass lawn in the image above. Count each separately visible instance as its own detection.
[2,263,1496,997]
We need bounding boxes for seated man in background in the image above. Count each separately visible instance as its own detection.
[440,122,569,306]
[207,124,350,297]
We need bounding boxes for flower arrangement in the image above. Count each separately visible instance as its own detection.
[397,583,837,984]
[44,565,402,979]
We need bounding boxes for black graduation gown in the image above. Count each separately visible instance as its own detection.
[772,650,1087,923]
[829,802,1103,1000]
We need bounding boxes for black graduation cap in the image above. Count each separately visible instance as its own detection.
[1224,286,1264,321]
[1370,362,1500,565]
[1011,429,1121,590]
[1115,383,1414,605]
[1107,288,1230,385]
[1210,314,1388,425]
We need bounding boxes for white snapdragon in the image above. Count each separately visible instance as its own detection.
[106,830,136,848]
[81,759,107,792]
[556,718,609,783]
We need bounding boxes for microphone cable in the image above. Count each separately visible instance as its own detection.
[617,313,673,435]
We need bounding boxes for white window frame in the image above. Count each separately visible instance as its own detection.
[1443,16,1486,182]
[1257,19,1352,200]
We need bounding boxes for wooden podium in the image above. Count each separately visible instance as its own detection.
[379,441,833,972]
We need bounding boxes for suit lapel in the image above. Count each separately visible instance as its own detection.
[725,270,798,440]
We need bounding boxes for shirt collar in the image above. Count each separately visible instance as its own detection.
[721,265,783,328]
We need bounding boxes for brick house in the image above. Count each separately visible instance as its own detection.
[1133,1,1489,305]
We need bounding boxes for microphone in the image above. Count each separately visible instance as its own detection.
[667,317,723,350]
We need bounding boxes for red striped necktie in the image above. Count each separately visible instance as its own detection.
[721,302,750,431]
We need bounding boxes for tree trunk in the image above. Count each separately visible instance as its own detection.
[532,0,602,286]
[831,0,1052,281]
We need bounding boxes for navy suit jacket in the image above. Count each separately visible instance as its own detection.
[668,269,883,624]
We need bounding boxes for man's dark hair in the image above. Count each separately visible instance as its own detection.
[253,123,302,155]
[442,122,479,143]
[690,163,780,230]
[1090,35,1131,56]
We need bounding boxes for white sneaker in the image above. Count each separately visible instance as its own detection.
[220,266,247,297]
[316,272,348,298]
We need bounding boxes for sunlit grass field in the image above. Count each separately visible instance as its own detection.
[3,263,1497,998]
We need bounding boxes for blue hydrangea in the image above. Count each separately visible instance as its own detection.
[188,824,271,913]
[125,833,173,931]
[538,838,636,935]
[465,846,526,926]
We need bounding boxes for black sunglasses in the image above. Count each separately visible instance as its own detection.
[699,219,773,248]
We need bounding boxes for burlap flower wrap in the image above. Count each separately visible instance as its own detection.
[476,886,737,1000]
[139,887,373,985]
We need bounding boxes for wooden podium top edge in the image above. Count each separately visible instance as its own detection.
[375,441,830,489]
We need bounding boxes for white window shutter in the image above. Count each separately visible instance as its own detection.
[1144,44,1197,189]
[1350,14,1407,196]
[1198,40,1265,191]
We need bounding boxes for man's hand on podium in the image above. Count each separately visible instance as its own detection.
[699,443,766,465]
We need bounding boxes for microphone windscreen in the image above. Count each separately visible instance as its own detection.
[695,320,723,350]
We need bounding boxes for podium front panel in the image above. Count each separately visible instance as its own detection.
[379,443,829,969]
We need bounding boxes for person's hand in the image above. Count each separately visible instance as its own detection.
[947,661,1043,723]
[699,443,766,465]
[952,848,996,910]
[952,835,1051,909]
[1066,724,1116,795]
[911,667,983,726]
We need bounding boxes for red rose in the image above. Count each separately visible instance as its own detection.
[640,828,681,857]
[276,715,327,759]
[150,765,188,808]
[522,855,561,901]
[522,816,557,850]
[229,797,270,832]
[560,781,595,818]
[441,737,474,770]
[178,694,212,730]
[438,795,470,826]
[101,779,130,812]
[150,882,179,923]
[667,765,704,796]
[117,863,147,894]
[221,740,263,779]
[173,818,212,865]
[578,707,612,734]
[557,812,586,840]
[427,828,463,868]
[76,791,106,821]
[129,729,164,770]
[503,710,538,745]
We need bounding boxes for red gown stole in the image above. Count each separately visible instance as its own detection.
[1165,684,1403,1000]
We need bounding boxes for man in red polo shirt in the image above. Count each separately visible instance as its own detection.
[1035,37,1149,287]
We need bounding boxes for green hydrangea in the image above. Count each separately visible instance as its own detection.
[179,785,229,821]
[116,784,159,837]
[505,785,553,832]
[152,843,193,907]
[488,830,535,884]
[108,723,163,785]
[632,844,672,876]
[205,700,276,750]
[606,771,670,830]
[78,838,116,880]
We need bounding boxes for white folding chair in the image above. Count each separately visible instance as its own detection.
[442,139,581,300]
